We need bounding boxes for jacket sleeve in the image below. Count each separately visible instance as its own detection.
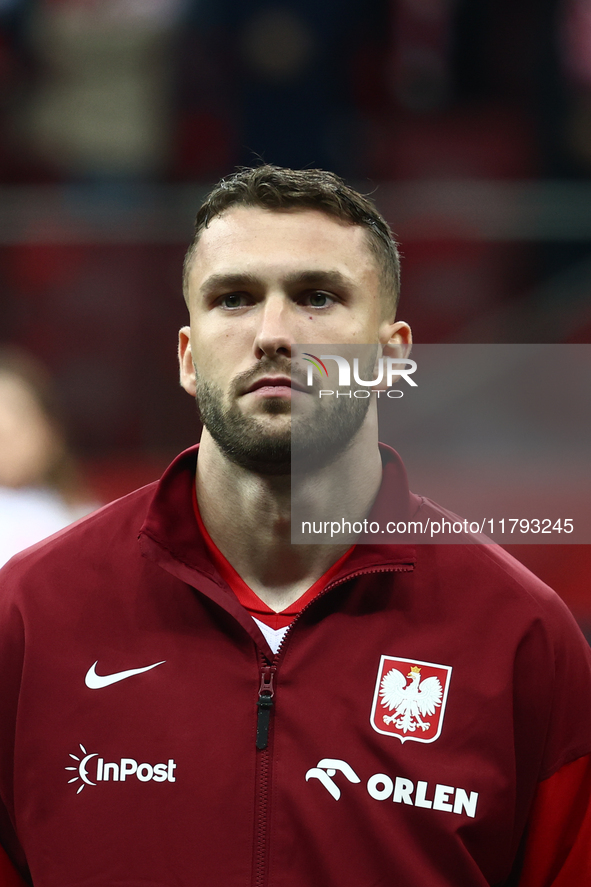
[0,845,27,887]
[518,753,591,885]
[0,560,32,885]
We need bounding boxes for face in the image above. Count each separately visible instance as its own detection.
[179,206,410,473]
[0,373,62,487]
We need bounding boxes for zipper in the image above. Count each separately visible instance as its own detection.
[273,564,413,659]
[251,563,412,886]
[253,562,413,751]
[256,665,275,750]
[253,564,413,749]
[254,657,274,887]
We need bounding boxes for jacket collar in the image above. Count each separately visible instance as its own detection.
[139,444,416,613]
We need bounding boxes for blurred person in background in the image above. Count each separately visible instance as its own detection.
[0,347,96,567]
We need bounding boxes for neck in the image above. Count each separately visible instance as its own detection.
[195,410,383,611]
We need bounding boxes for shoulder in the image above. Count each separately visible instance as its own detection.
[413,495,560,598]
[409,501,591,775]
[408,496,590,664]
[0,482,158,601]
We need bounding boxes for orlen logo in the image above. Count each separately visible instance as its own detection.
[305,757,479,819]
[66,743,176,794]
[306,758,478,819]
[305,758,361,800]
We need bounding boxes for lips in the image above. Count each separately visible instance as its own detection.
[244,376,307,394]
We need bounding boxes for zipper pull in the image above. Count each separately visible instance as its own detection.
[256,667,275,750]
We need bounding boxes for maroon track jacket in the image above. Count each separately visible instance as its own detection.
[0,445,590,886]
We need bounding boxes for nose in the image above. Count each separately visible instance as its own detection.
[253,294,293,360]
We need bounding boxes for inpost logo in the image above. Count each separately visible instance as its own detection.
[302,352,417,398]
[66,743,176,794]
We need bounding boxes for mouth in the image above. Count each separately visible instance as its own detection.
[244,375,308,400]
[244,375,308,397]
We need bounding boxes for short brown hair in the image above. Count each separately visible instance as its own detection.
[183,165,400,312]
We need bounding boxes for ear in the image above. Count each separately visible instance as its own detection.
[178,326,197,397]
[375,321,413,391]
[378,319,412,350]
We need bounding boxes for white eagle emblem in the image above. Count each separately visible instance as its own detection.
[380,666,443,733]
[370,655,452,743]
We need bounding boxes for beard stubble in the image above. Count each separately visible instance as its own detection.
[194,358,372,475]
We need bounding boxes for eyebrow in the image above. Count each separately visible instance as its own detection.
[199,269,356,296]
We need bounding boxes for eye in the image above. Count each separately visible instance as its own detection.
[302,291,334,308]
[219,293,250,309]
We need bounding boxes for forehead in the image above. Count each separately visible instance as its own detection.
[187,206,379,293]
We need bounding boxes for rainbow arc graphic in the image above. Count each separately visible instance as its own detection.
[302,353,328,377]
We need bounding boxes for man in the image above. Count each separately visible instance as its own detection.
[0,166,590,886]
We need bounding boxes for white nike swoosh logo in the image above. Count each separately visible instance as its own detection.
[85,660,166,689]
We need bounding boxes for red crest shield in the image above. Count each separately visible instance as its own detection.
[370,655,452,744]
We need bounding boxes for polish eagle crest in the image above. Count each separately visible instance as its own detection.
[380,666,443,734]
